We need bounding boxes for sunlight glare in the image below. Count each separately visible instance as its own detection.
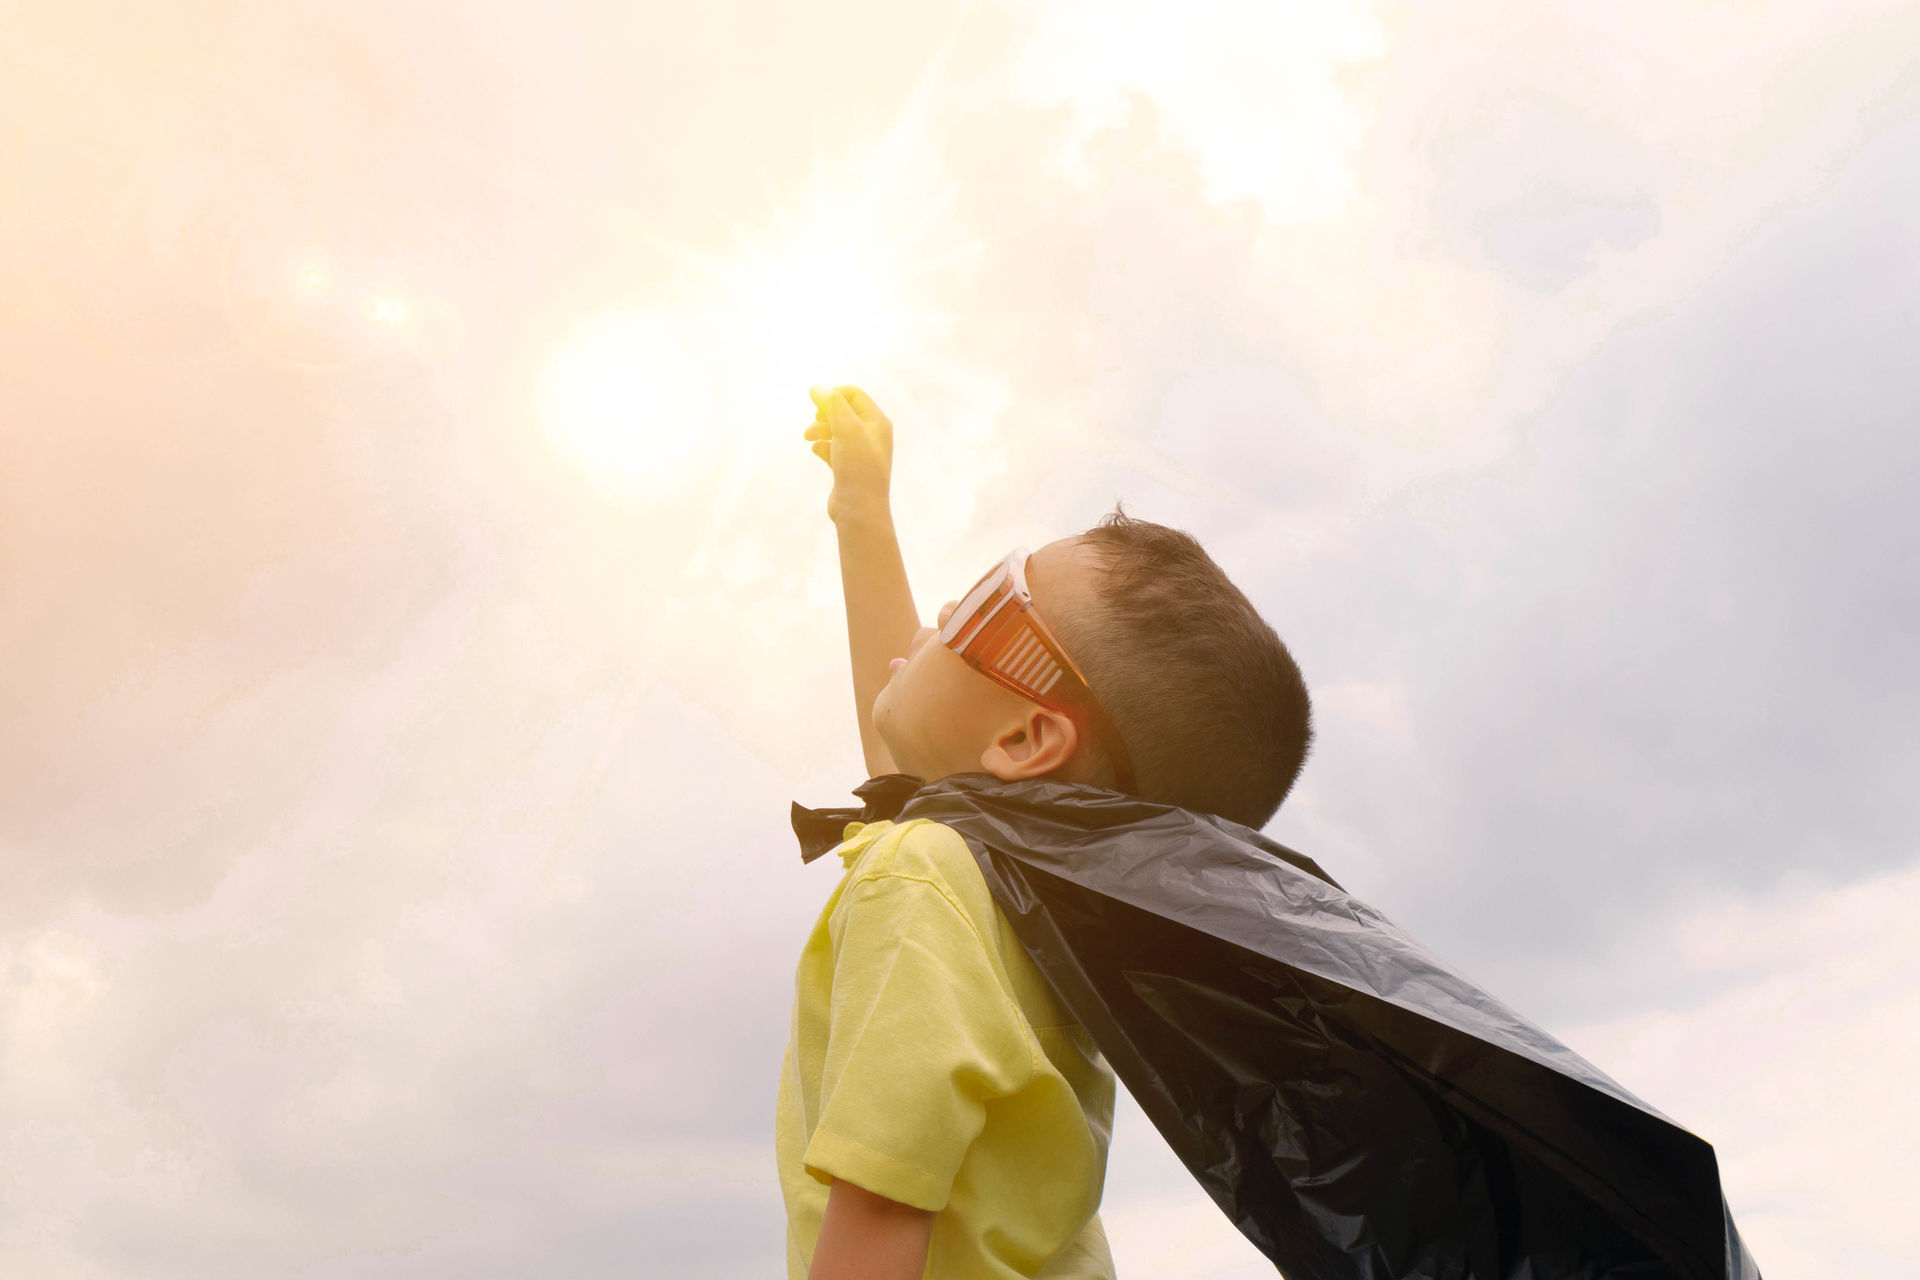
[538,308,714,487]
[540,119,993,490]
[732,239,908,402]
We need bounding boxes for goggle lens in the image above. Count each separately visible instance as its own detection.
[940,560,1010,646]
[933,547,1139,794]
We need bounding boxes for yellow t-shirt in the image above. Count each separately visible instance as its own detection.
[776,817,1118,1280]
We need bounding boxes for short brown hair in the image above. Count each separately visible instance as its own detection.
[1058,504,1313,829]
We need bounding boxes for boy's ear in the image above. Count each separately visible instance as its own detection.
[979,706,1082,782]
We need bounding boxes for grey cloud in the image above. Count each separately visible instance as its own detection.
[1472,185,1662,292]
[1419,93,1666,290]
[4,683,811,1277]
[1251,103,1920,1022]
[306,1195,785,1280]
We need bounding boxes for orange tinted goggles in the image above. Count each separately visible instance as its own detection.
[939,548,1137,794]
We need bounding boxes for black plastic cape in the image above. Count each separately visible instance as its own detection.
[791,773,1761,1280]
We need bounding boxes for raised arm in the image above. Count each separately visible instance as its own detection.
[805,385,920,778]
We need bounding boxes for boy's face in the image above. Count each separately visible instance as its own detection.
[872,535,1106,784]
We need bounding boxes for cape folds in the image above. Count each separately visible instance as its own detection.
[791,773,1761,1280]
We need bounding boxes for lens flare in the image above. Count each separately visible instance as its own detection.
[284,247,337,303]
[365,295,410,327]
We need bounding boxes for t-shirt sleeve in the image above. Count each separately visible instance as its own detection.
[802,869,1035,1212]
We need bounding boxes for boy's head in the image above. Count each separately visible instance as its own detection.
[872,505,1313,829]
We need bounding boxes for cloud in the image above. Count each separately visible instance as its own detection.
[1099,1086,1273,1279]
[2,1,1917,1275]
[1252,101,1920,1020]
[0,682,814,1277]
[1555,863,1920,1279]
[993,0,1386,225]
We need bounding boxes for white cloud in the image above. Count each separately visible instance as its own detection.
[995,0,1385,226]
[986,0,1920,443]
[1555,864,1920,1278]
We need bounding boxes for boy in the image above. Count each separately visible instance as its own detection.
[776,384,1313,1280]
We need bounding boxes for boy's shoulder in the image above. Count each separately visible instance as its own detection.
[828,814,1084,1037]
[831,817,1006,931]
[837,816,978,886]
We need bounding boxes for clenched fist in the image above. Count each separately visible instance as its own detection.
[804,384,894,526]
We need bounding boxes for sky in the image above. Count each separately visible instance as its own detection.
[2,1,1917,1276]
